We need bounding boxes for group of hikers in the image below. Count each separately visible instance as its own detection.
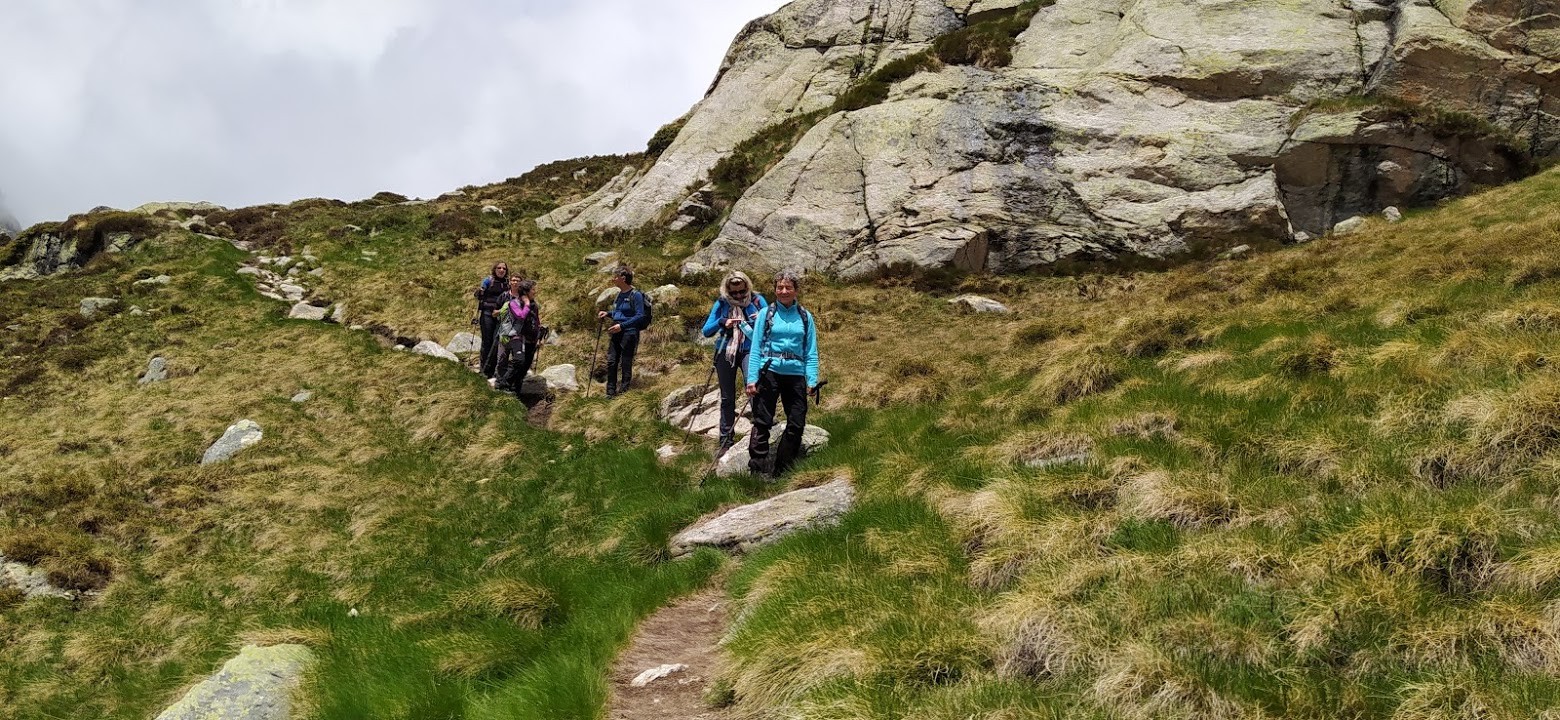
[470,261,822,478]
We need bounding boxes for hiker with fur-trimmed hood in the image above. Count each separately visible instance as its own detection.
[745,270,821,478]
[701,271,767,452]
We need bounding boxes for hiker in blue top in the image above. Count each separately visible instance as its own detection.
[701,270,767,453]
[596,265,650,397]
[745,270,821,478]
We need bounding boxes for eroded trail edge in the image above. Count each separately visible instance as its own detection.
[607,586,732,720]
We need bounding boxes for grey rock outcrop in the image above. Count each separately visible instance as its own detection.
[1,553,73,600]
[201,420,263,465]
[669,476,855,558]
[655,0,1560,278]
[661,385,753,439]
[139,357,168,385]
[521,364,580,395]
[539,0,971,234]
[153,644,315,720]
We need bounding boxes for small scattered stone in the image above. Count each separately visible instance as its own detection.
[1382,206,1403,223]
[802,425,830,453]
[412,340,460,362]
[584,251,618,266]
[481,205,503,214]
[139,356,168,385]
[79,297,118,318]
[1,552,73,600]
[134,274,172,286]
[647,284,680,305]
[1218,244,1251,260]
[332,304,348,324]
[290,391,313,403]
[1292,231,1314,244]
[596,286,618,305]
[237,266,261,276]
[288,303,328,321]
[200,420,263,465]
[656,445,680,463]
[308,268,324,277]
[129,306,145,316]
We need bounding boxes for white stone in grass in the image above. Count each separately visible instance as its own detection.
[0,552,73,600]
[669,477,854,557]
[948,294,1009,314]
[331,304,348,324]
[290,390,313,403]
[657,444,680,463]
[647,284,680,304]
[631,663,688,688]
[201,420,263,465]
[1383,206,1403,223]
[413,340,460,362]
[540,364,578,393]
[134,274,172,286]
[237,266,262,276]
[446,332,482,355]
[596,286,618,305]
[716,444,750,477]
[288,303,327,321]
[481,204,504,214]
[1332,216,1366,236]
[139,356,168,385]
[79,297,117,318]
[802,425,830,453]
[153,645,314,720]
[583,251,618,266]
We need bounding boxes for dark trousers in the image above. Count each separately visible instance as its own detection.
[497,337,536,395]
[748,370,808,477]
[715,350,748,440]
[605,331,640,394]
[478,313,500,378]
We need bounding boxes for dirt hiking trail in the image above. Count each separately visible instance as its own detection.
[606,586,733,720]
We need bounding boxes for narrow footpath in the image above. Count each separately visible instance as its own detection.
[606,586,732,720]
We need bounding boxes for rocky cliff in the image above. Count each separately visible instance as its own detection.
[547,0,1559,277]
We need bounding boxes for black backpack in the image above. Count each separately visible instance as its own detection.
[632,289,653,330]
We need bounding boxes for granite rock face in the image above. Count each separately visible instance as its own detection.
[542,0,1556,278]
[153,645,315,720]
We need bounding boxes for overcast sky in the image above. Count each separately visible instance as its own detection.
[0,0,787,226]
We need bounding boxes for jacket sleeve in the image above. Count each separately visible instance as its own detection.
[701,300,723,338]
[747,309,767,381]
[474,277,489,299]
[805,310,820,388]
[621,291,649,330]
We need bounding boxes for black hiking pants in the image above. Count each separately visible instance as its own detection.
[748,369,808,477]
[715,349,748,441]
[478,312,500,378]
[497,337,536,395]
[605,331,639,395]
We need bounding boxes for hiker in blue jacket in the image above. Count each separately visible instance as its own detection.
[701,270,767,452]
[596,266,650,397]
[745,270,821,478]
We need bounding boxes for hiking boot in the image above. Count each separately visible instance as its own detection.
[717,433,735,454]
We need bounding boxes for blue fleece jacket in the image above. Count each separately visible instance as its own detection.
[701,295,767,355]
[607,289,649,335]
[747,301,820,388]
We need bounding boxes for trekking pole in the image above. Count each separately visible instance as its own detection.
[686,360,718,434]
[586,317,605,397]
[811,379,829,407]
[700,359,767,487]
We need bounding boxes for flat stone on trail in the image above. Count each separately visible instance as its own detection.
[288,303,327,321]
[201,420,263,465]
[630,663,688,688]
[138,356,168,385]
[412,340,460,362]
[446,331,482,354]
[669,476,854,558]
[949,294,1009,314]
[153,644,315,720]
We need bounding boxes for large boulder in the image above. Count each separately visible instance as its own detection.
[671,0,1558,278]
[668,476,855,557]
[79,297,118,318]
[153,645,315,720]
[661,385,752,438]
[201,420,263,465]
[521,364,580,396]
[446,332,482,355]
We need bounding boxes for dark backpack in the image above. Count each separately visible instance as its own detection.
[632,289,653,330]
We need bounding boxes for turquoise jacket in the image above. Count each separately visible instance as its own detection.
[747,301,820,388]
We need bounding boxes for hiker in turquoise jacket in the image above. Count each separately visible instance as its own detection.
[745,270,820,478]
[701,270,767,452]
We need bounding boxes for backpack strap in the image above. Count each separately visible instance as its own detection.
[760,303,811,360]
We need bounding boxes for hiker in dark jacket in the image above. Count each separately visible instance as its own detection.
[701,270,766,452]
[495,278,541,396]
[745,270,821,478]
[473,261,510,379]
[597,266,649,397]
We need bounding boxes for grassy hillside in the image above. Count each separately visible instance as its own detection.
[3,158,1560,720]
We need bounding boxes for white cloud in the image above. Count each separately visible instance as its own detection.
[0,0,786,225]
